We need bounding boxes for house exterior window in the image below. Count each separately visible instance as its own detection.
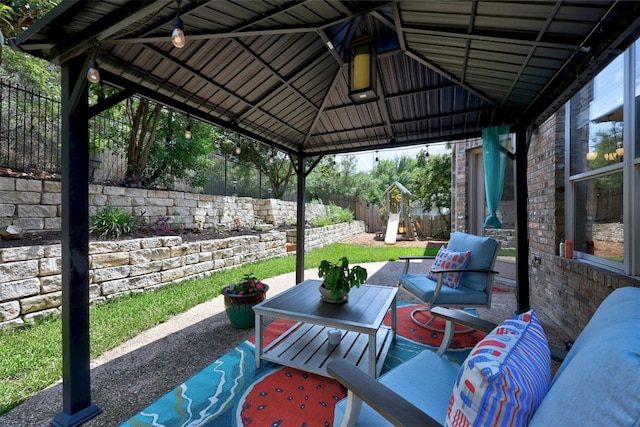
[566,41,639,275]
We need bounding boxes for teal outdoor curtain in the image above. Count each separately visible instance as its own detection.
[482,125,510,229]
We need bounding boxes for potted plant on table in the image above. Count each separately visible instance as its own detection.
[317,257,368,303]
[222,273,269,328]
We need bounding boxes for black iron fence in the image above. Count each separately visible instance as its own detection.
[0,79,272,197]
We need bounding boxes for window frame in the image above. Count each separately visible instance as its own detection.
[565,43,639,276]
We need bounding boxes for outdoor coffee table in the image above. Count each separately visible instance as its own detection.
[253,279,397,378]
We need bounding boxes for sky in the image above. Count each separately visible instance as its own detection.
[336,142,451,172]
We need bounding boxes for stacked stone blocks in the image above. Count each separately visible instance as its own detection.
[0,221,364,329]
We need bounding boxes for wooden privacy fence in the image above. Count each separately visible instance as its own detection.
[323,194,449,239]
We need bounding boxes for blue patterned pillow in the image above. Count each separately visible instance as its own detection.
[427,246,472,288]
[446,310,551,427]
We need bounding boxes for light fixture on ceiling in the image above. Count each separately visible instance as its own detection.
[184,115,192,139]
[586,151,598,161]
[348,35,377,103]
[172,1,186,49]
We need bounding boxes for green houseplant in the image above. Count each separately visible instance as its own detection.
[317,257,368,303]
[222,273,269,328]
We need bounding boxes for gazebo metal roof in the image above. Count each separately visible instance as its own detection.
[12,1,640,156]
[10,1,640,425]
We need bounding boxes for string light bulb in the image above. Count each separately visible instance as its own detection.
[184,123,192,139]
[87,58,101,83]
[171,1,185,48]
[235,143,241,154]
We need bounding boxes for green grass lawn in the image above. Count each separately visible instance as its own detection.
[0,243,434,416]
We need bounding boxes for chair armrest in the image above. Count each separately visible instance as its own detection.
[430,307,497,334]
[327,359,442,427]
[429,268,499,275]
[399,255,436,274]
[431,307,569,363]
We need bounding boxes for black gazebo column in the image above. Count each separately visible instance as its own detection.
[295,154,306,284]
[51,55,102,426]
[514,126,530,313]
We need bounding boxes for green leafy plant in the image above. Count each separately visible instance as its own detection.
[317,256,368,301]
[89,205,141,239]
[311,203,354,226]
[224,273,267,295]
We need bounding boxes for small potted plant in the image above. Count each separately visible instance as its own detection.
[222,273,269,328]
[317,257,368,303]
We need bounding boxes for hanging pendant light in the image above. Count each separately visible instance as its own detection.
[348,35,377,103]
[172,1,186,48]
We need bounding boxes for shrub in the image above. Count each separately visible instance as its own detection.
[311,203,354,226]
[90,205,141,239]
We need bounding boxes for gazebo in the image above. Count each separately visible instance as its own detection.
[9,1,640,425]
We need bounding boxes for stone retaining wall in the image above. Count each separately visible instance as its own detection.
[0,221,364,329]
[0,176,330,232]
[484,228,516,250]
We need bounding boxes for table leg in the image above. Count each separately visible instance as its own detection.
[255,312,263,368]
[391,294,397,337]
[368,332,377,377]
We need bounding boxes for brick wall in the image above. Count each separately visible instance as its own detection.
[526,110,639,338]
[451,110,640,339]
[0,221,364,329]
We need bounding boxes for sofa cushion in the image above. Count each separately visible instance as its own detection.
[427,246,472,288]
[529,287,640,427]
[446,310,551,427]
[446,232,499,292]
[334,345,460,426]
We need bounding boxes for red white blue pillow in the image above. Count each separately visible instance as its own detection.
[427,246,472,288]
[446,310,551,427]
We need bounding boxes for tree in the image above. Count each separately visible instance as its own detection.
[0,1,60,96]
[411,151,452,233]
[213,131,296,199]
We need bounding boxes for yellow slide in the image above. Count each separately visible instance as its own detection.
[384,213,400,245]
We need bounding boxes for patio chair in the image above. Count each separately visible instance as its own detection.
[327,287,640,427]
[397,232,500,338]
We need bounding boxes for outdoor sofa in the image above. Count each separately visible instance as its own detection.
[328,286,640,426]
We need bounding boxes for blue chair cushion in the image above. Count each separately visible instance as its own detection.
[399,274,488,306]
[333,346,460,426]
[529,287,640,427]
[446,232,499,292]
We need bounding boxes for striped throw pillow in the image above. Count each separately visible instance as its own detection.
[445,310,551,427]
[427,246,472,288]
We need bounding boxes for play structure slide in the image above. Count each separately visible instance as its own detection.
[384,213,400,245]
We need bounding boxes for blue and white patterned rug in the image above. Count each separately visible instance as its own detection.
[121,304,482,427]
